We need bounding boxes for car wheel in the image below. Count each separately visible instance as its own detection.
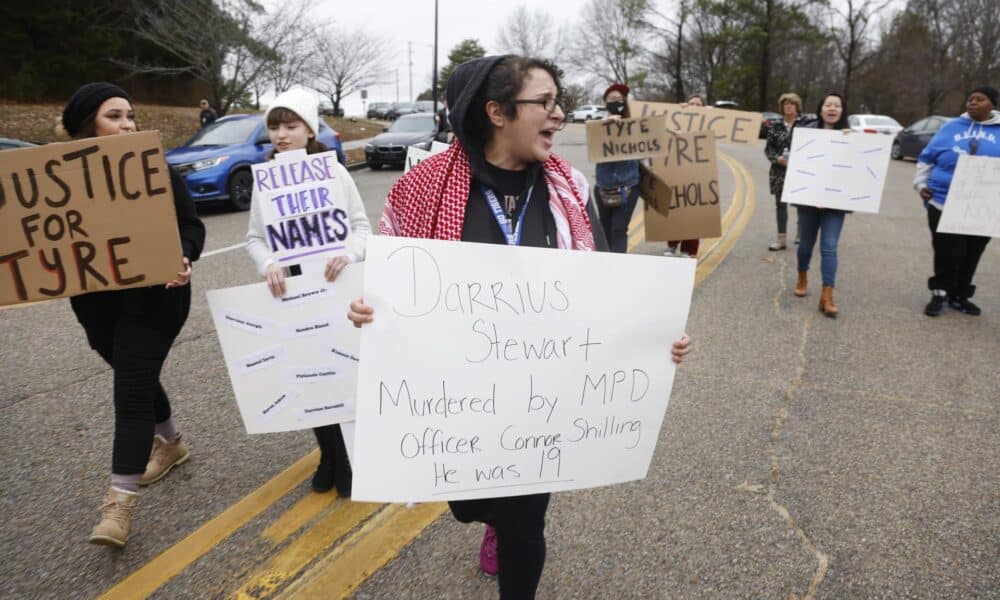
[226,169,253,211]
[891,141,903,161]
[369,162,381,170]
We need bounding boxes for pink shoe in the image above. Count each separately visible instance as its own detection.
[479,525,498,576]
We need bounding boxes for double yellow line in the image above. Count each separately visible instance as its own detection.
[98,152,756,600]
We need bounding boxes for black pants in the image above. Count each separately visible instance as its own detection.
[774,190,788,235]
[71,286,191,475]
[595,186,639,253]
[313,424,349,466]
[449,493,550,599]
[926,205,991,297]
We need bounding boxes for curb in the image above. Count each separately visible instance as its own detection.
[347,161,368,172]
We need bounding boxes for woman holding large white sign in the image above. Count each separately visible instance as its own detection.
[246,88,372,497]
[790,92,851,317]
[60,83,206,548]
[913,86,998,317]
[348,56,692,599]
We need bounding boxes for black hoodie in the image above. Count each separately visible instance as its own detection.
[445,56,608,250]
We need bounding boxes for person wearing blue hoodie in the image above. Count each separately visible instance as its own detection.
[914,86,999,317]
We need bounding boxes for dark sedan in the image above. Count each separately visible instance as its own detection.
[365,113,436,169]
[385,102,420,121]
[892,115,951,161]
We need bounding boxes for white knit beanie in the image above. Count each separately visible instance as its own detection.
[266,88,320,136]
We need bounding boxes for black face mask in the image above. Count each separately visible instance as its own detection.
[606,101,625,116]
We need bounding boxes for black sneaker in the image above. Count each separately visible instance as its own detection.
[925,294,947,316]
[949,297,982,315]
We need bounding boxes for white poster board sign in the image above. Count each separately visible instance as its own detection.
[206,267,362,434]
[250,149,353,263]
[404,141,450,174]
[351,237,695,502]
[937,155,1000,238]
[781,128,893,213]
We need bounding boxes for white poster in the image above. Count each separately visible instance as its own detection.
[404,141,450,174]
[937,155,1000,238]
[250,149,353,263]
[782,128,893,213]
[207,267,362,434]
[351,237,696,503]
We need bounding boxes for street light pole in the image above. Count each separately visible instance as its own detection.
[432,0,439,114]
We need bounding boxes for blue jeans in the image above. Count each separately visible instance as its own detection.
[595,185,640,253]
[797,206,845,286]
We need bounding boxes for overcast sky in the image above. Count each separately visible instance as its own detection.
[288,0,599,114]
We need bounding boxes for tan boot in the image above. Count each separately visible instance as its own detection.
[768,233,787,251]
[794,271,808,297]
[819,286,839,318]
[140,435,189,486]
[89,488,139,547]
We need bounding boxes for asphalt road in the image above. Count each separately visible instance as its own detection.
[1,124,997,599]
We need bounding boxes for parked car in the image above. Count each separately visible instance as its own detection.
[892,115,951,161]
[759,111,782,138]
[165,114,346,211]
[0,137,37,151]
[415,101,436,113]
[367,102,391,119]
[848,114,903,136]
[386,102,420,120]
[714,100,739,109]
[364,113,436,170]
[570,105,606,122]
[319,104,344,117]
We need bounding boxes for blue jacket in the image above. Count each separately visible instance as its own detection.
[916,111,1000,209]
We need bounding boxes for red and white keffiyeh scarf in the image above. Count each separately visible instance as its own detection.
[379,142,595,251]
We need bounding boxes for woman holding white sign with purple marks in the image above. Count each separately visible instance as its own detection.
[246,88,372,497]
[790,92,851,318]
[346,56,692,600]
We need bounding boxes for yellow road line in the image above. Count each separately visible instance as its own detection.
[274,503,447,599]
[232,501,382,599]
[696,153,757,286]
[97,450,320,600]
[261,490,343,545]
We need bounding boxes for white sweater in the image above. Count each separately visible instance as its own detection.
[246,158,371,275]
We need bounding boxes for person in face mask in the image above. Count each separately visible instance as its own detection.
[594,83,641,253]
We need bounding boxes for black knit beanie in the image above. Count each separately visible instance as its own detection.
[62,82,131,137]
[968,85,998,107]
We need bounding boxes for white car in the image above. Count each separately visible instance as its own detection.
[571,105,607,122]
[848,114,903,136]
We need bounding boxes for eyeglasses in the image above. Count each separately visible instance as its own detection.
[512,97,567,129]
[513,97,565,115]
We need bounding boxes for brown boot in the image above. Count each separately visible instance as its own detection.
[794,271,808,297]
[819,286,839,318]
[89,487,139,547]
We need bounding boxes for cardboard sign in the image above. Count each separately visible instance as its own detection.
[0,131,182,306]
[351,237,695,502]
[781,128,892,213]
[404,141,449,174]
[206,267,363,433]
[937,155,1000,238]
[586,115,671,163]
[639,132,722,240]
[629,101,762,145]
[251,149,352,264]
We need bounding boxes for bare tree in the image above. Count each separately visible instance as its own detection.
[262,0,325,93]
[946,0,1000,91]
[311,27,385,116]
[829,0,893,105]
[647,0,691,101]
[118,0,281,115]
[570,0,652,89]
[495,5,564,59]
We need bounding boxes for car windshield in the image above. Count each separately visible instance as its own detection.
[389,116,435,133]
[394,103,416,110]
[864,116,900,127]
[187,117,259,146]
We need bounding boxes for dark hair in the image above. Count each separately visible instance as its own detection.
[814,92,849,130]
[72,114,98,139]
[265,107,328,157]
[468,56,563,143]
